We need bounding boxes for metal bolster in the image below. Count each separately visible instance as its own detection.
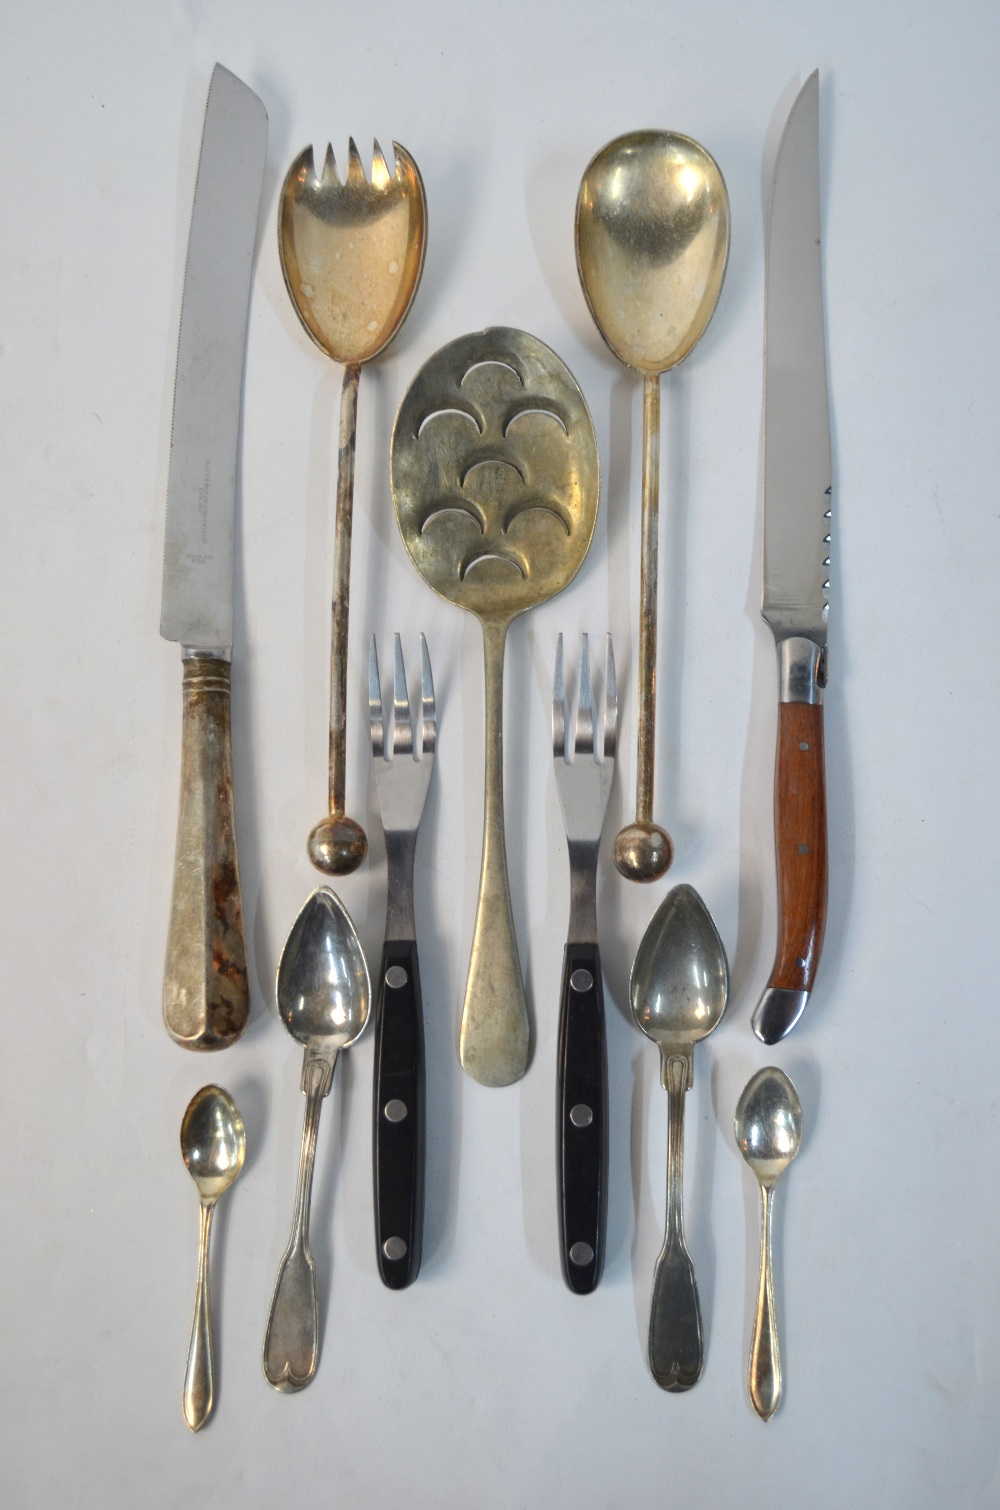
[777,637,825,705]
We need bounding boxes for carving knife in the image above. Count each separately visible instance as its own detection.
[160,65,268,1049]
[752,71,832,1045]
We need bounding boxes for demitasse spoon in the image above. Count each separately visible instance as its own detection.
[734,1066,803,1420]
[180,1085,246,1430]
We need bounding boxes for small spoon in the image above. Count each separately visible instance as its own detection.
[279,140,427,875]
[263,888,370,1392]
[180,1084,246,1431]
[630,884,728,1389]
[576,133,729,882]
[734,1066,803,1420]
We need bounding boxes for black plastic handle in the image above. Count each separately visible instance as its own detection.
[557,941,608,1294]
[372,938,424,1289]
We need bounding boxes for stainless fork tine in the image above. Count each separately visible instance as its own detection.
[420,633,436,759]
[392,633,413,758]
[369,636,385,760]
[576,633,595,759]
[604,634,617,762]
[553,633,567,762]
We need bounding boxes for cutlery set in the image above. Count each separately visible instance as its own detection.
[162,63,829,1428]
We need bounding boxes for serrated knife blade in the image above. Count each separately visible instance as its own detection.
[160,65,267,1050]
[752,71,832,1045]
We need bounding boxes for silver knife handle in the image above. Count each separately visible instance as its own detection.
[163,652,249,1049]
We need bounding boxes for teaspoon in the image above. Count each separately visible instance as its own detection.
[180,1084,246,1431]
[263,889,370,1391]
[734,1066,803,1420]
[630,884,728,1389]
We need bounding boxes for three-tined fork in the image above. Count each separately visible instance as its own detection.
[369,633,435,1289]
[552,633,617,1294]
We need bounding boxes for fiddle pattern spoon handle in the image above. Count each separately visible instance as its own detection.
[647,1049,703,1390]
[263,1052,335,1391]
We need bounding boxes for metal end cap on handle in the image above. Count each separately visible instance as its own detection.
[752,988,809,1044]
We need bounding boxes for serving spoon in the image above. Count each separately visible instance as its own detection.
[734,1066,803,1420]
[279,140,426,874]
[391,328,599,1086]
[263,889,370,1391]
[576,132,729,882]
[630,884,728,1389]
[180,1084,246,1431]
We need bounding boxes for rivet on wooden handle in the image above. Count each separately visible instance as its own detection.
[163,654,249,1050]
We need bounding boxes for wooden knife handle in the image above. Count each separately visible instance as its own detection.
[372,939,424,1288]
[557,941,608,1295]
[768,700,828,994]
[162,654,249,1049]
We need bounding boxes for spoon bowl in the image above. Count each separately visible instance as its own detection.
[577,132,730,376]
[630,883,730,1051]
[629,884,728,1390]
[181,1084,247,1200]
[276,886,372,1051]
[735,1066,803,1187]
[734,1067,802,1420]
[264,889,370,1392]
[577,133,729,883]
[179,1085,246,1431]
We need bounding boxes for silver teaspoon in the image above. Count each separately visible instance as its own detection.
[734,1066,802,1420]
[263,888,370,1392]
[180,1085,246,1431]
[630,884,728,1389]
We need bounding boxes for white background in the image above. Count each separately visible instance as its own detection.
[2,1,998,1505]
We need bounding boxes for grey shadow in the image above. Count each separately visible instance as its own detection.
[311,1042,355,1341]
[629,1046,655,1356]
[687,1057,719,1357]
[506,615,536,1073]
[602,968,638,1278]
[524,146,595,345]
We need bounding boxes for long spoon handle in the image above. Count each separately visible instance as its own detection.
[262,1055,333,1391]
[182,1199,217,1431]
[635,371,660,826]
[648,1052,703,1390]
[613,373,672,882]
[749,1182,782,1419]
[459,619,528,1087]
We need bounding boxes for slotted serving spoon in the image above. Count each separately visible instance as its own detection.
[576,132,729,882]
[391,328,599,1086]
[279,139,427,874]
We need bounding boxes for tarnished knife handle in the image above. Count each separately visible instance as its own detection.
[754,638,827,1044]
[163,652,249,1049]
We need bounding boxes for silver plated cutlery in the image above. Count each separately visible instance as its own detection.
[551,633,616,1293]
[369,635,436,1288]
[753,70,832,1044]
[160,64,267,1049]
